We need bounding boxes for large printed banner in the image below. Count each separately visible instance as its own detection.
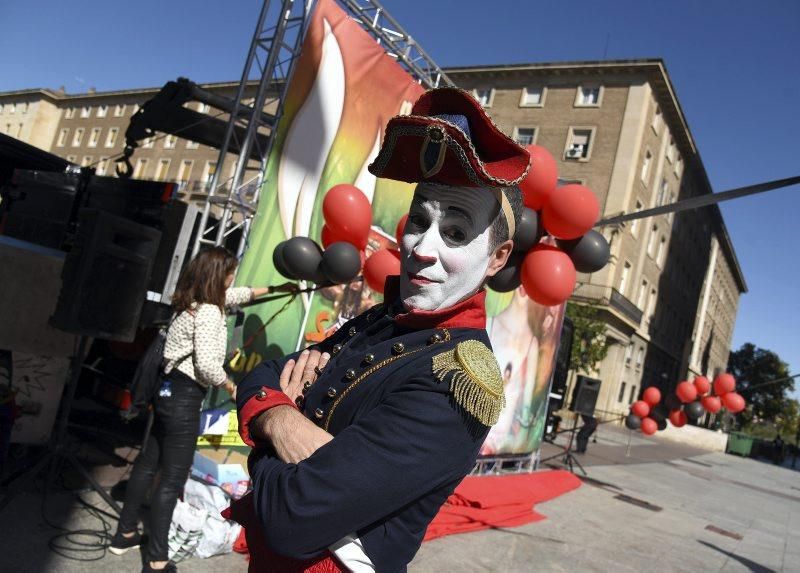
[233,0,565,457]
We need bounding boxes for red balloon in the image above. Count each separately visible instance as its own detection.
[363,249,400,294]
[641,417,658,436]
[669,409,688,428]
[642,387,662,407]
[631,400,650,418]
[701,395,722,414]
[395,214,408,247]
[676,381,698,404]
[322,184,372,249]
[693,376,711,397]
[520,244,576,306]
[722,392,746,413]
[321,224,348,249]
[541,184,600,240]
[519,145,558,210]
[713,373,736,396]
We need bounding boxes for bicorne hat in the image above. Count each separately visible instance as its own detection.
[368,87,530,237]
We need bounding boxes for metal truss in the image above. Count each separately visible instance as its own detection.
[192,0,451,258]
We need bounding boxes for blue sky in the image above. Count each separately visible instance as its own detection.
[3,0,799,393]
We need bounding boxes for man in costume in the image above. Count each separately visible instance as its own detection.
[229,87,531,571]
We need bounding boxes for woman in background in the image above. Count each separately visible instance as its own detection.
[110,246,292,572]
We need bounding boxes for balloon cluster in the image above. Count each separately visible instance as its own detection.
[489,145,610,306]
[625,373,746,436]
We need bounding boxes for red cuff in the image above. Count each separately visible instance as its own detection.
[238,387,297,447]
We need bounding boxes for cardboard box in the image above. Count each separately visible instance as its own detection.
[192,448,249,485]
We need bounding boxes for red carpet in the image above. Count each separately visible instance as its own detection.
[423,470,582,541]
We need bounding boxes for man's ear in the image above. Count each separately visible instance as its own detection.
[485,240,514,278]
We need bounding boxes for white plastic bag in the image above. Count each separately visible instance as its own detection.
[167,499,206,562]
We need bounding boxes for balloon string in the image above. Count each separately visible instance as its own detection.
[595,175,800,228]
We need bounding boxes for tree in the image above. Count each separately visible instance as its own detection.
[566,303,609,374]
[728,343,794,426]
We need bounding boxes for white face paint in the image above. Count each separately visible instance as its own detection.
[399,183,501,312]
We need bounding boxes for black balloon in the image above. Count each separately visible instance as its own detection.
[685,400,705,420]
[488,252,524,292]
[272,241,296,280]
[656,417,668,431]
[321,242,362,284]
[557,230,610,273]
[282,236,325,282]
[625,414,642,430]
[513,208,543,252]
[664,393,682,412]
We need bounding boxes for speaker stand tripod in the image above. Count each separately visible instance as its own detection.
[6,336,122,514]
[540,415,587,476]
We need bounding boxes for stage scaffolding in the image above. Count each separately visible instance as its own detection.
[191,0,453,259]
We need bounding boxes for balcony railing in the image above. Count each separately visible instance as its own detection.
[610,289,643,325]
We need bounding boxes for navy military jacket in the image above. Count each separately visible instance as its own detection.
[236,293,498,572]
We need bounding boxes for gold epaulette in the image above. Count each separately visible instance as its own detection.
[432,340,505,427]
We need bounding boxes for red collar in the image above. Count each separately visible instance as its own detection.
[383,276,487,330]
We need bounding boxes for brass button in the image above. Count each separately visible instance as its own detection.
[345,368,356,380]
[332,344,342,355]
[303,381,312,390]
[295,395,304,407]
[348,326,357,337]
[392,342,405,355]
[428,332,443,344]
[363,353,375,365]
[327,387,337,398]
[315,408,324,419]
[256,390,268,401]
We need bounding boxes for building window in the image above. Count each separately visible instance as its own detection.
[637,279,648,309]
[21,102,29,113]
[657,178,669,206]
[629,384,638,404]
[72,127,84,146]
[619,261,631,295]
[675,157,684,177]
[651,105,662,134]
[202,161,217,185]
[155,158,171,181]
[668,193,676,222]
[641,150,652,184]
[177,159,193,182]
[143,136,155,149]
[565,127,595,160]
[635,348,644,370]
[186,139,200,149]
[88,127,101,148]
[575,85,602,107]
[132,104,140,114]
[114,104,126,117]
[519,86,545,107]
[133,158,148,179]
[647,225,658,257]
[57,128,69,147]
[197,102,210,113]
[97,105,108,118]
[97,156,109,176]
[646,288,657,321]
[618,381,627,403]
[666,138,676,163]
[630,200,643,237]
[16,123,22,137]
[0,104,3,113]
[8,103,16,114]
[164,134,177,149]
[657,236,667,266]
[65,107,76,119]
[624,345,633,366]
[513,127,536,146]
[80,106,91,118]
[105,127,119,148]
[473,88,494,107]
[66,155,76,163]
[81,156,93,167]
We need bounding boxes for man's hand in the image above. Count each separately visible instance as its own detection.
[280,349,331,402]
[252,406,333,464]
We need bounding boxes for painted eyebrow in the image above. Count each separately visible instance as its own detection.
[445,205,474,225]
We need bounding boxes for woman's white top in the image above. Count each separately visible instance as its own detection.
[162,287,253,387]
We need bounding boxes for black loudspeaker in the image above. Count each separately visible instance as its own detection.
[570,375,601,416]
[550,316,574,408]
[50,209,161,342]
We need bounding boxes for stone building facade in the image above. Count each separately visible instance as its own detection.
[1,60,746,416]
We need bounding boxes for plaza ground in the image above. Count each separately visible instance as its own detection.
[1,424,798,572]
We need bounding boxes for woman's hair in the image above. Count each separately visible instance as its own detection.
[171,246,237,313]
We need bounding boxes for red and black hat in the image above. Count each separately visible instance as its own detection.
[368,87,531,189]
